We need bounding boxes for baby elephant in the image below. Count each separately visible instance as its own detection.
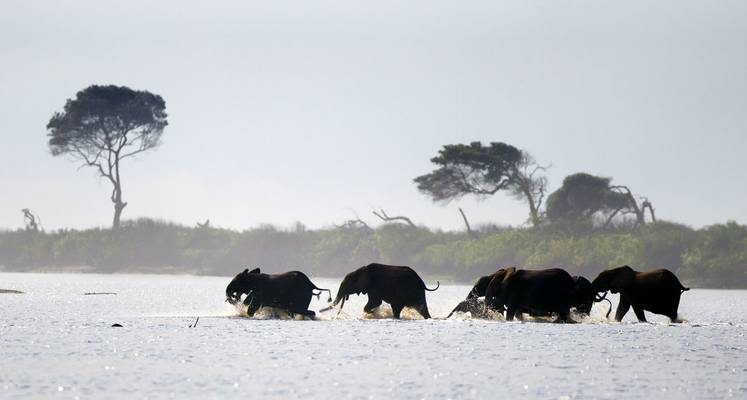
[225,268,331,319]
[447,271,506,319]
[331,263,439,319]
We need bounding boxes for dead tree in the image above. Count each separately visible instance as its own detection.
[458,208,476,237]
[608,186,656,227]
[337,210,374,232]
[21,209,41,231]
[372,209,416,228]
[609,186,644,226]
[338,218,373,232]
[641,199,657,223]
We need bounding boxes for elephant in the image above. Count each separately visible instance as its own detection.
[447,297,491,319]
[329,263,439,319]
[591,265,689,322]
[446,269,512,319]
[570,275,598,316]
[225,268,331,319]
[484,267,584,322]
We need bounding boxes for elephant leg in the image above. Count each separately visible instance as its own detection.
[555,309,572,323]
[246,301,261,317]
[364,295,383,314]
[417,301,431,319]
[391,303,404,319]
[615,296,631,322]
[668,293,682,322]
[505,306,517,321]
[632,305,647,322]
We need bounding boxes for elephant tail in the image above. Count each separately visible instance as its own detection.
[312,286,333,302]
[681,286,690,293]
[424,281,440,292]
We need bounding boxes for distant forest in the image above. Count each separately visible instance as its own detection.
[1,218,745,288]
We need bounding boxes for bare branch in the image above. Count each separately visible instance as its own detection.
[372,209,417,228]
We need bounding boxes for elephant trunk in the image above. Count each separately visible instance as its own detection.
[603,298,612,319]
[226,289,238,305]
[335,295,347,317]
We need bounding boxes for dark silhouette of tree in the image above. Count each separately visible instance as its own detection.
[546,173,652,228]
[414,142,548,226]
[46,85,168,230]
[21,209,41,231]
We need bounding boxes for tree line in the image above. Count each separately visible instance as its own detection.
[1,218,745,288]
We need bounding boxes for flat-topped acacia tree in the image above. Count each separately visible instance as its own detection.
[47,85,168,230]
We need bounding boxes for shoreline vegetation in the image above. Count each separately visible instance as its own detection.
[1,218,745,289]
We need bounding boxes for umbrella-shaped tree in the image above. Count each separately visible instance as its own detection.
[47,85,168,229]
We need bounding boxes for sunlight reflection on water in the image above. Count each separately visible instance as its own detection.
[1,272,746,399]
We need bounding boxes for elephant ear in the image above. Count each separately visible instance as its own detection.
[483,273,503,306]
[249,268,260,274]
[499,267,517,297]
[356,270,370,294]
[609,266,635,293]
[469,275,492,299]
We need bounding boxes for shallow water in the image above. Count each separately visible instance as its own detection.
[1,272,745,399]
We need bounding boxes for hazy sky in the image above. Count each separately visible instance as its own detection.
[1,1,745,231]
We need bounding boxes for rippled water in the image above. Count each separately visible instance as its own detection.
[1,272,746,399]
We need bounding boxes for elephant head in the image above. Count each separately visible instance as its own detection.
[483,267,516,311]
[225,267,261,304]
[331,265,371,312]
[592,265,636,294]
[570,276,596,315]
[466,274,495,300]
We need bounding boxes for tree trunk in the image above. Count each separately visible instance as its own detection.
[458,208,476,238]
[527,194,540,227]
[610,185,645,226]
[111,161,127,230]
[112,201,126,230]
[642,200,656,223]
[520,185,541,227]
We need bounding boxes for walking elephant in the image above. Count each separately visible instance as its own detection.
[330,263,439,319]
[591,265,689,322]
[446,269,512,318]
[225,268,331,319]
[484,268,581,322]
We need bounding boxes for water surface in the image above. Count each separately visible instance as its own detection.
[1,272,745,399]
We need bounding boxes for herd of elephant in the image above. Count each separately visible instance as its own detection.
[225,263,690,323]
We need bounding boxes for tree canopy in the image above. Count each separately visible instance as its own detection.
[47,85,168,229]
[414,141,547,226]
[545,173,632,226]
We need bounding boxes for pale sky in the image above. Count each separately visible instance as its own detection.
[1,1,745,231]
